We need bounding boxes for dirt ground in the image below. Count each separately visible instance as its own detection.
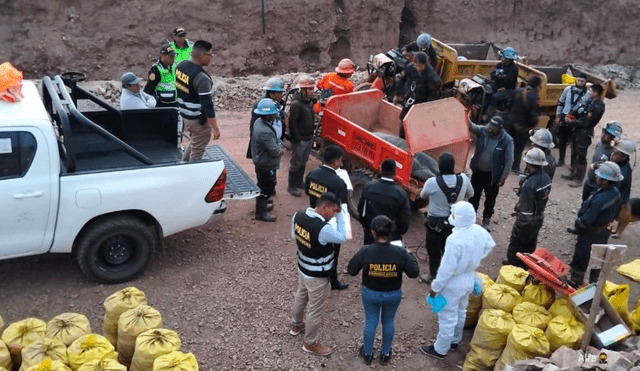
[0,91,638,370]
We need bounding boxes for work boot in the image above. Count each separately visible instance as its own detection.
[255,199,277,222]
[294,167,306,190]
[287,172,302,197]
[482,217,491,231]
[266,198,274,211]
[569,270,585,289]
[560,173,576,181]
[589,268,602,283]
[568,180,583,188]
[302,342,332,356]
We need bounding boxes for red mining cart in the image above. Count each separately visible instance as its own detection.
[319,89,471,214]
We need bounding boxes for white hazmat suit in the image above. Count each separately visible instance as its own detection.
[431,201,495,355]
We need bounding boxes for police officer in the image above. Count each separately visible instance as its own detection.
[175,40,221,162]
[290,192,346,356]
[569,161,623,286]
[419,153,473,280]
[251,99,285,222]
[582,121,622,201]
[246,77,286,159]
[529,128,557,180]
[610,139,636,203]
[563,84,606,187]
[554,73,589,166]
[144,44,177,107]
[305,145,349,290]
[357,158,411,245]
[170,27,194,64]
[503,148,552,268]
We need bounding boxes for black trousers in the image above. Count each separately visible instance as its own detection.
[469,169,501,219]
[556,121,573,163]
[330,244,341,284]
[505,214,544,268]
[255,167,277,201]
[425,216,453,277]
[507,123,530,171]
[570,228,610,278]
[569,130,592,180]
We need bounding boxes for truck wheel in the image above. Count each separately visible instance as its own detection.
[348,171,373,218]
[76,215,156,284]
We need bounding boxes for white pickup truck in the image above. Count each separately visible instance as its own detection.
[0,75,259,283]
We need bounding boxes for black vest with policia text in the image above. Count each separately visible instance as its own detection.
[294,210,335,278]
[175,60,210,120]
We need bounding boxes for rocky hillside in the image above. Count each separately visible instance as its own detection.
[1,0,639,79]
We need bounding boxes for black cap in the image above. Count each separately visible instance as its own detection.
[577,72,588,79]
[160,44,176,57]
[488,116,504,129]
[173,27,187,36]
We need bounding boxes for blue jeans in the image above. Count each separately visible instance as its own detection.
[361,286,402,356]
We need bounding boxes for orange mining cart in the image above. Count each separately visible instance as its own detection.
[320,89,471,213]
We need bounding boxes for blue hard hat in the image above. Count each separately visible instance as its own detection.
[416,33,432,49]
[500,47,518,60]
[263,77,285,92]
[604,121,622,139]
[254,98,279,115]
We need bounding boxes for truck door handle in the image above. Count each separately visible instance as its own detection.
[13,191,43,199]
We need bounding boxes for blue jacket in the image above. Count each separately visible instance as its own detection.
[576,186,621,230]
[469,123,514,184]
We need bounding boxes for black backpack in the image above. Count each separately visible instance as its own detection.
[436,174,463,204]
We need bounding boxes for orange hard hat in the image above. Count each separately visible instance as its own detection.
[335,58,355,74]
[298,74,315,88]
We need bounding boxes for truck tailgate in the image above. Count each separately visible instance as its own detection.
[204,145,260,200]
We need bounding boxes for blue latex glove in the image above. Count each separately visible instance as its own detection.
[427,294,447,314]
[473,275,484,296]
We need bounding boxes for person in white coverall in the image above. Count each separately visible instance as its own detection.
[420,201,495,359]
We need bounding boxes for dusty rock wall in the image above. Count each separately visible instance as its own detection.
[1,0,638,80]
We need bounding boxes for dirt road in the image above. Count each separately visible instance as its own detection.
[1,92,638,370]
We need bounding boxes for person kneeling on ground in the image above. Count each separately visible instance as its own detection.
[421,201,495,359]
[348,215,419,365]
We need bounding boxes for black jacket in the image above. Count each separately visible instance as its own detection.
[305,166,349,207]
[491,61,519,91]
[288,94,315,142]
[348,242,420,292]
[357,178,411,240]
[516,170,552,217]
[508,87,541,129]
[398,64,441,104]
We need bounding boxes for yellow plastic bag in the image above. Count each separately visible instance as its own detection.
[19,337,68,371]
[67,334,117,371]
[462,309,515,371]
[47,313,92,347]
[77,359,127,371]
[494,324,550,371]
[521,283,555,309]
[465,273,495,328]
[496,265,529,293]
[482,284,522,313]
[561,73,576,85]
[1,318,47,364]
[117,305,162,366]
[130,329,181,371]
[629,298,640,333]
[153,351,198,371]
[0,340,12,371]
[24,358,72,371]
[545,315,585,351]
[512,302,552,331]
[549,297,573,319]
[102,287,147,346]
[617,259,640,282]
[603,281,631,326]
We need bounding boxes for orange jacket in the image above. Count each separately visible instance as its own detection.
[314,72,354,112]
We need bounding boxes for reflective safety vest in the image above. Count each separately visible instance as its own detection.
[154,62,177,103]
[170,40,193,64]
